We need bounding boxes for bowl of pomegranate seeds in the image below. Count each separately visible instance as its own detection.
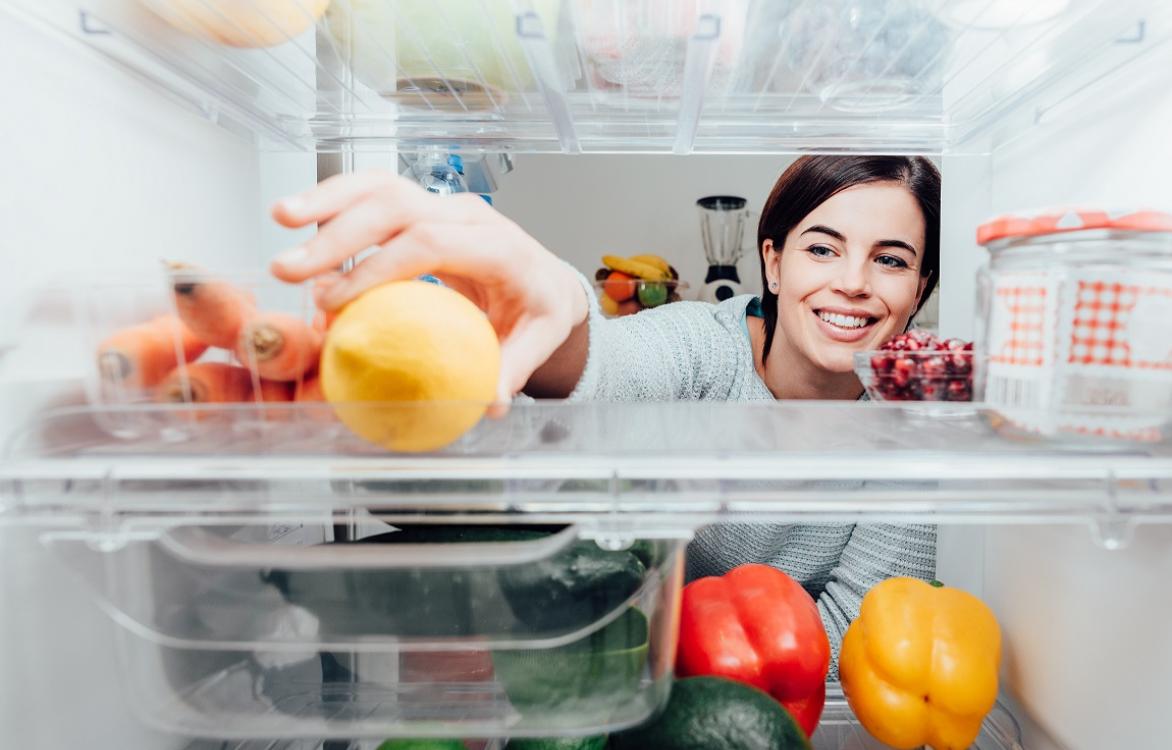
[854,330,974,402]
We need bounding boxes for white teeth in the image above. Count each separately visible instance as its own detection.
[818,311,870,329]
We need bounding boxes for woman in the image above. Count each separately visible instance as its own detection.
[271,155,940,675]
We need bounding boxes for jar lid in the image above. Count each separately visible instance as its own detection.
[977,207,1172,245]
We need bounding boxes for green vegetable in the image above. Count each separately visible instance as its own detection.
[493,608,649,717]
[375,740,465,750]
[610,676,812,750]
[498,536,648,632]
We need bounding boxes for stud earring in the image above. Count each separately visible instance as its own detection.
[769,281,779,291]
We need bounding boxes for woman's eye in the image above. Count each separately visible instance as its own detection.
[876,255,910,269]
[807,244,836,258]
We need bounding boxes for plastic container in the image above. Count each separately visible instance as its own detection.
[324,0,562,110]
[975,208,1172,442]
[782,0,951,112]
[576,0,748,98]
[854,349,974,402]
[65,267,505,451]
[43,519,685,739]
[70,267,322,440]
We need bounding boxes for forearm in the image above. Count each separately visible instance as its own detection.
[523,317,589,398]
[521,264,594,399]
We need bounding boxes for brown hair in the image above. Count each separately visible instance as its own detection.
[757,156,941,357]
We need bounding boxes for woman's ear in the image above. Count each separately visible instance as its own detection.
[762,239,780,293]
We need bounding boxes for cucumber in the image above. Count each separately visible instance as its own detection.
[375,741,465,750]
[610,676,811,750]
[498,536,647,632]
[492,607,649,714]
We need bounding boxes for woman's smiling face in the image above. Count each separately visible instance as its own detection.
[762,181,929,374]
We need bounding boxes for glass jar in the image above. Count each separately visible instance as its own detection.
[975,208,1172,442]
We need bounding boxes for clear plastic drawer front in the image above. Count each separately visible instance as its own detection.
[44,519,685,739]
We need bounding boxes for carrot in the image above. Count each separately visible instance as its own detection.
[234,312,322,381]
[97,315,207,389]
[157,361,253,405]
[294,373,325,402]
[167,261,256,349]
[253,377,296,421]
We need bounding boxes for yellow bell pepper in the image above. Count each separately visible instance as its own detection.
[839,578,1001,750]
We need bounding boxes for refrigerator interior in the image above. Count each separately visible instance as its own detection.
[2,1,1171,749]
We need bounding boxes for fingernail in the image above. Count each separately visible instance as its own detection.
[279,196,306,214]
[275,246,309,268]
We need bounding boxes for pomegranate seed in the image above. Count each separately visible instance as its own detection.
[946,380,971,401]
[922,355,948,378]
[871,354,895,373]
[946,353,972,375]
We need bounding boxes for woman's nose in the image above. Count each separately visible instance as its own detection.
[830,261,872,297]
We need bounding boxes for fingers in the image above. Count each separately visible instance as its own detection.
[315,224,518,311]
[311,271,344,310]
[271,170,413,228]
[271,179,489,284]
[272,192,427,282]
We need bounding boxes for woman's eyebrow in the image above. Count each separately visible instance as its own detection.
[800,224,846,242]
[875,239,918,255]
[801,224,919,256]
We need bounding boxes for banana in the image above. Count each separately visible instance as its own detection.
[629,254,671,275]
[601,254,669,281]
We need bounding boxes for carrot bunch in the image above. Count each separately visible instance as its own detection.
[94,263,327,414]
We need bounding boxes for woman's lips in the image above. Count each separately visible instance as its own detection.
[811,308,877,343]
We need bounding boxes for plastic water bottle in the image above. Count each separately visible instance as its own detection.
[414,152,468,196]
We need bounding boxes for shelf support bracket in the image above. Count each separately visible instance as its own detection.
[78,10,110,36]
[1091,472,1135,550]
[1115,19,1146,45]
[516,11,580,155]
[673,14,722,155]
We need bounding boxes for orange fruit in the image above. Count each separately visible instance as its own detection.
[603,271,636,302]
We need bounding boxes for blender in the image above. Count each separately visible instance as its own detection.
[697,195,750,303]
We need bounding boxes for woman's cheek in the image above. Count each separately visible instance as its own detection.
[875,273,921,319]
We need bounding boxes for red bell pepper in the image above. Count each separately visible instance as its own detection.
[676,563,831,738]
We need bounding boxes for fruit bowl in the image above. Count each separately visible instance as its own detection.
[854,332,974,402]
[593,277,689,317]
[594,253,687,316]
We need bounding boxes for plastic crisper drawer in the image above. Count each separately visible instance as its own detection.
[44,519,685,739]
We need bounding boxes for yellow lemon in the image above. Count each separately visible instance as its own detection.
[320,281,500,453]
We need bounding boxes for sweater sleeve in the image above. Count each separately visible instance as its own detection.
[817,522,937,680]
[567,269,736,402]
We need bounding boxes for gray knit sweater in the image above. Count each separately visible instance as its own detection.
[566,281,937,678]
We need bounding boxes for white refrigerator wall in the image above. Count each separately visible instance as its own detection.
[0,7,265,748]
[978,46,1172,750]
